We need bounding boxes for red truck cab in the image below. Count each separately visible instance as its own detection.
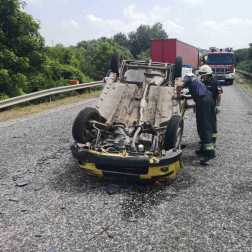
[207,47,234,84]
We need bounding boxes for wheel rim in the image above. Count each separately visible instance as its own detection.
[82,117,97,141]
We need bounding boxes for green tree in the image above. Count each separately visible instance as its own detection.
[136,50,150,61]
[248,43,252,61]
[113,32,129,48]
[0,0,45,98]
[0,0,93,100]
[150,22,168,40]
[128,22,168,58]
[235,44,252,73]
[235,48,249,66]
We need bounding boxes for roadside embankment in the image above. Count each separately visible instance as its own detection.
[235,72,252,96]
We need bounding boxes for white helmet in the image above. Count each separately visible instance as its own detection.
[198,65,212,77]
[186,73,196,77]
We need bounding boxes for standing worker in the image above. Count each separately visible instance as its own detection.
[176,73,216,165]
[198,65,223,150]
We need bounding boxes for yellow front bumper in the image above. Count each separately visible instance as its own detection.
[71,145,182,181]
[77,160,181,180]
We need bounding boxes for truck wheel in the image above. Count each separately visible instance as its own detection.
[174,56,182,79]
[229,80,234,85]
[72,107,101,144]
[164,115,184,150]
[110,51,123,77]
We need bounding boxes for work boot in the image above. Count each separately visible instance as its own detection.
[195,148,204,156]
[195,145,204,156]
[200,150,216,165]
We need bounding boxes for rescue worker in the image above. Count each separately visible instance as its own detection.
[197,65,223,154]
[176,73,216,165]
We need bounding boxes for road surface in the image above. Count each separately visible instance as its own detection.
[0,81,252,252]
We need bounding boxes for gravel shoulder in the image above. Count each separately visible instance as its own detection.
[0,81,252,252]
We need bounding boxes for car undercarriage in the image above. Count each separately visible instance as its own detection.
[70,52,186,181]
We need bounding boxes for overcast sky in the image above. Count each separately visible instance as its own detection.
[24,0,252,50]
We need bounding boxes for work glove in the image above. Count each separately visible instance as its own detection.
[215,102,220,115]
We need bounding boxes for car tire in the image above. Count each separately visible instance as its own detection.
[164,115,184,150]
[174,56,182,79]
[110,51,123,77]
[72,107,101,144]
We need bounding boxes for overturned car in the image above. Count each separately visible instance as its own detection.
[70,52,187,181]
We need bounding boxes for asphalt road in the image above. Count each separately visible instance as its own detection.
[0,81,252,252]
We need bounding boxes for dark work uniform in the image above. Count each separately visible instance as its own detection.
[183,76,215,154]
[203,78,223,143]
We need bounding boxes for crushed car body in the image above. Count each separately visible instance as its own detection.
[70,52,187,181]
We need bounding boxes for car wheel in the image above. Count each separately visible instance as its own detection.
[164,115,184,150]
[174,56,182,79]
[110,51,123,77]
[72,107,101,144]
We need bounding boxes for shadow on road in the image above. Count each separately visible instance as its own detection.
[49,159,95,193]
[50,153,197,221]
[119,169,196,220]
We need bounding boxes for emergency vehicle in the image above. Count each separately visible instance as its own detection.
[207,47,235,84]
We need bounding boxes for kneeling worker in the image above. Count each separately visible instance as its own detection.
[176,73,216,165]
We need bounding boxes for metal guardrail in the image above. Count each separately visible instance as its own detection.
[0,81,103,109]
[235,69,252,77]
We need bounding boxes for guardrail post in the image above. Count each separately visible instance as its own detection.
[47,95,52,103]
[69,80,79,96]
[88,87,91,93]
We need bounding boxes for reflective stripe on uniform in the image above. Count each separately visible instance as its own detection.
[203,143,215,150]
[203,146,215,150]
[212,133,218,138]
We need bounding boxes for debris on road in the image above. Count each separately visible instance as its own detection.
[15,179,29,187]
[155,180,162,186]
[90,181,101,189]
[181,144,187,149]
[48,246,57,252]
[105,184,120,194]
[9,197,18,202]
[105,230,114,238]
[0,169,7,178]
[88,224,109,242]
[12,176,18,181]
[35,186,40,191]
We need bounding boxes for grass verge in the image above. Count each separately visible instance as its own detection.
[235,72,252,96]
[0,90,102,123]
